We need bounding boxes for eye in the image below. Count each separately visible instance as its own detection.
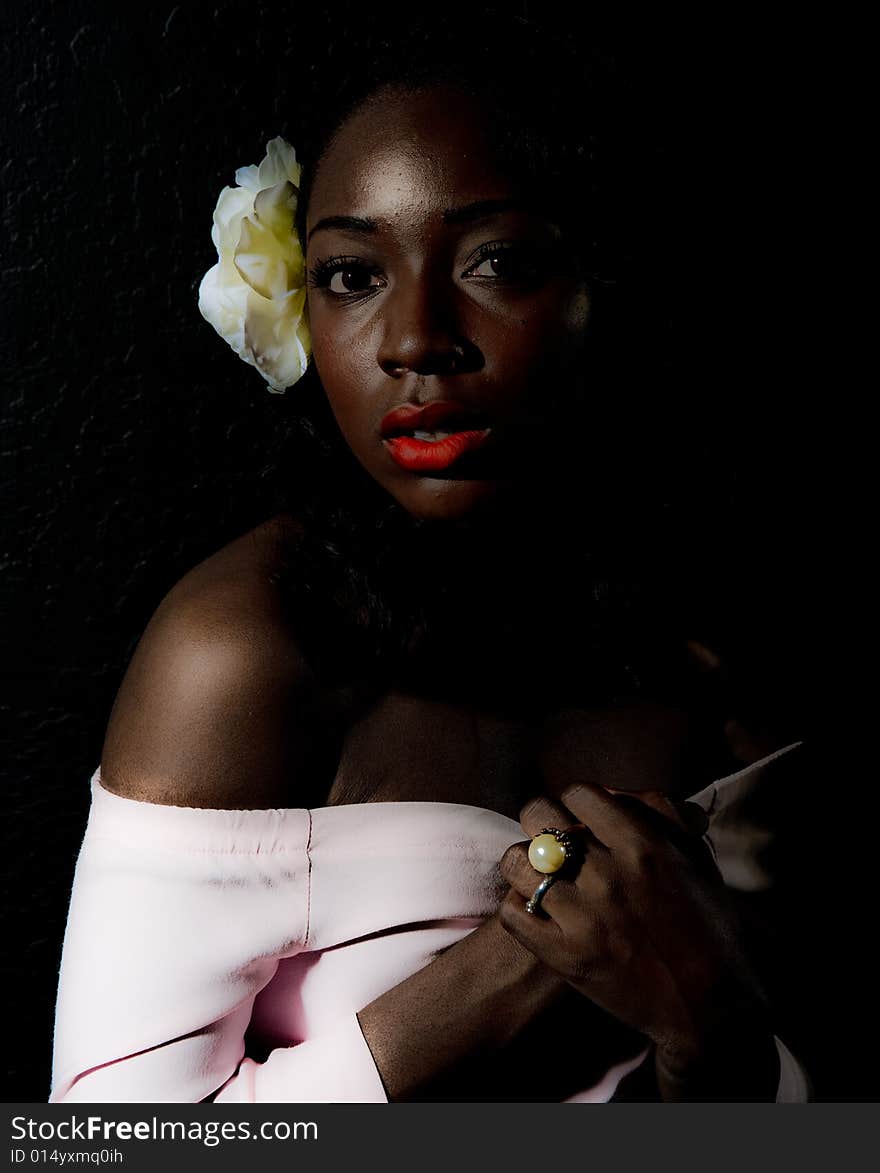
[463,241,542,283]
[328,265,383,294]
[469,255,509,277]
[308,256,385,298]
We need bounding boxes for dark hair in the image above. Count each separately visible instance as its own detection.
[291,14,638,277]
[262,9,711,711]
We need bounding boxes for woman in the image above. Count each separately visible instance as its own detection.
[50,16,809,1102]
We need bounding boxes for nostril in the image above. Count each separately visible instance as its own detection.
[378,338,483,378]
[379,356,408,378]
[423,345,466,377]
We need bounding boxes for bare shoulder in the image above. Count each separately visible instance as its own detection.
[100,515,328,809]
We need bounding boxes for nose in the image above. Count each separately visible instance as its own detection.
[376,270,483,379]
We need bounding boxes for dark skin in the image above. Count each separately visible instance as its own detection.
[101,84,781,1101]
[306,85,590,523]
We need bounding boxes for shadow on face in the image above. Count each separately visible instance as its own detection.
[305,84,591,522]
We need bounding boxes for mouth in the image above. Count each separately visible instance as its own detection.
[383,428,494,473]
[380,401,496,474]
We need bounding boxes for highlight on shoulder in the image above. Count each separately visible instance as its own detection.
[99,515,324,810]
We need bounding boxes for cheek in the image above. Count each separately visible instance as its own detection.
[484,287,590,384]
[308,311,375,434]
[310,305,358,374]
[533,285,590,354]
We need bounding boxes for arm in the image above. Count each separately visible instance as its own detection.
[53,565,605,1103]
[212,912,573,1104]
[50,773,320,1102]
[53,766,577,1103]
[53,560,376,1102]
[355,913,570,1102]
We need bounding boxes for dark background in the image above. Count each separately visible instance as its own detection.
[2,1,855,1101]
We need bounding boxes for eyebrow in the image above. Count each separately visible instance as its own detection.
[306,198,529,243]
[442,198,528,225]
[307,215,379,243]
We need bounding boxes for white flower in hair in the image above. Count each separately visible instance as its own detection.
[198,137,310,393]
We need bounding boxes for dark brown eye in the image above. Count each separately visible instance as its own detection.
[471,254,515,277]
[465,244,541,282]
[328,266,381,293]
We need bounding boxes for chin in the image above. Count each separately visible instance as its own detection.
[393,476,515,523]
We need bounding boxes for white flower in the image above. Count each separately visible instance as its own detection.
[198,137,310,393]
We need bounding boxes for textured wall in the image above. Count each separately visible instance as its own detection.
[2,0,327,1099]
[3,3,829,1100]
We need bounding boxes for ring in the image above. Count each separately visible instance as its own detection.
[527,826,584,875]
[525,874,557,915]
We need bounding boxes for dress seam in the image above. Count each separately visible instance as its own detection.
[304,808,314,948]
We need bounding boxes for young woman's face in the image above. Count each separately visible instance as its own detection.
[306,85,590,521]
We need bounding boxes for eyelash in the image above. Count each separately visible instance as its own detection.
[307,255,383,295]
[307,241,539,301]
[464,239,530,278]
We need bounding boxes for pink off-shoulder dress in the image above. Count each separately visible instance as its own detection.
[49,745,809,1103]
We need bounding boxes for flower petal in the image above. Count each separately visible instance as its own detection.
[243,287,308,392]
[233,163,261,192]
[258,136,302,189]
[234,220,300,300]
[252,180,298,241]
[211,184,254,252]
[200,136,310,392]
[198,263,249,356]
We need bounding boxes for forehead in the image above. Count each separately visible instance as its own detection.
[306,86,519,229]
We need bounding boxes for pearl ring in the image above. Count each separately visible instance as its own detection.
[525,825,586,916]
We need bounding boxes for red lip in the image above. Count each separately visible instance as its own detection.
[380,400,489,438]
[384,430,493,472]
[380,400,494,473]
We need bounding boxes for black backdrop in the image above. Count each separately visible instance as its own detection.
[2,1,850,1101]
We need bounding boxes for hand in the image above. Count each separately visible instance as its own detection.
[498,782,778,1099]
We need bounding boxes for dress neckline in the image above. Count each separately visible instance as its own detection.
[93,769,521,827]
[93,740,801,827]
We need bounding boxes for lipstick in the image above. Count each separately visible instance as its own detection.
[384,429,493,472]
[380,401,494,473]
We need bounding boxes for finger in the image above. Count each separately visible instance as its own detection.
[557,779,659,850]
[518,794,602,847]
[499,841,577,919]
[588,786,717,875]
[498,887,565,957]
[499,840,612,944]
[604,788,710,837]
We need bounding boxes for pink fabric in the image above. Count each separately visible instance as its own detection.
[50,751,809,1103]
